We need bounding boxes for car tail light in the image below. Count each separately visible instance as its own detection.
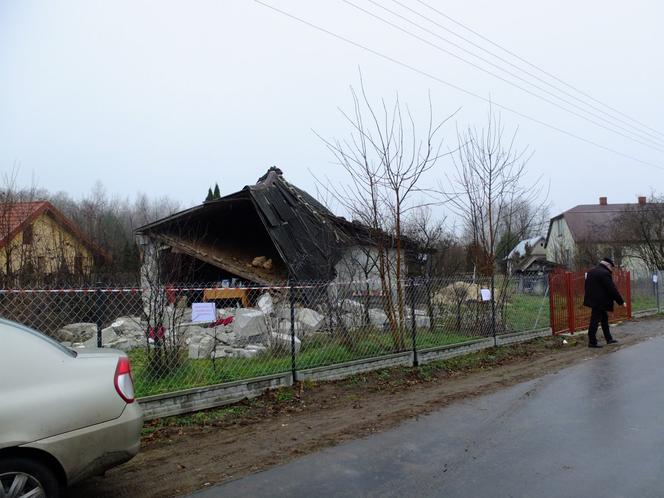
[114,356,135,403]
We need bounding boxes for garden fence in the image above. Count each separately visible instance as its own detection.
[0,275,551,398]
[548,269,632,334]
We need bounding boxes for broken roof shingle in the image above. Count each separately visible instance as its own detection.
[137,167,373,281]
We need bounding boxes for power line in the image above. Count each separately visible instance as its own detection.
[343,0,664,152]
[389,0,664,145]
[413,0,664,140]
[254,0,664,172]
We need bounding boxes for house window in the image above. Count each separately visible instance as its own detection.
[22,225,33,245]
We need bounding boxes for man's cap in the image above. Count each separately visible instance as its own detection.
[601,257,616,267]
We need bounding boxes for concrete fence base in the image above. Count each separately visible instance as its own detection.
[138,328,552,420]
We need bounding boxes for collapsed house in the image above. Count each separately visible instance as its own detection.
[135,167,406,287]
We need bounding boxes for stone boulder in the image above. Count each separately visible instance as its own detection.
[82,327,119,348]
[270,332,302,354]
[105,337,143,352]
[368,309,388,328]
[340,299,364,314]
[188,334,216,359]
[234,309,269,343]
[341,313,364,330]
[405,313,431,329]
[296,308,323,334]
[56,323,97,343]
[107,317,144,339]
[257,293,274,315]
[273,319,303,337]
[274,303,292,321]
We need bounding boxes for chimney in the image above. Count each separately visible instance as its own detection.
[599,196,607,206]
[638,196,647,205]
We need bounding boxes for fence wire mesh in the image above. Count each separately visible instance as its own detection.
[0,275,550,397]
[630,271,664,314]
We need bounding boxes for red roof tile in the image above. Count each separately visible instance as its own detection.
[0,201,111,262]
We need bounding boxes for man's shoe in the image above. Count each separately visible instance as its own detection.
[607,339,619,345]
[588,343,603,348]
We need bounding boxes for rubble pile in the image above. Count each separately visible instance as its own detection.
[57,293,435,359]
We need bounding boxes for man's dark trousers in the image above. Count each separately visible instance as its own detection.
[588,307,613,345]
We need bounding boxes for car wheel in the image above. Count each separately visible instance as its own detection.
[0,457,61,498]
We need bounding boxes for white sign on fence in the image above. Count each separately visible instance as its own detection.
[480,288,492,301]
[192,302,216,323]
[654,274,659,284]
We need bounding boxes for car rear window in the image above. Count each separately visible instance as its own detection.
[1,318,77,358]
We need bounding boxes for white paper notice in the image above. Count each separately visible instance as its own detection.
[480,288,492,301]
[654,274,659,284]
[192,302,216,323]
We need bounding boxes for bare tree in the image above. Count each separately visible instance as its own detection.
[445,107,545,340]
[403,207,447,330]
[613,194,664,271]
[316,78,453,350]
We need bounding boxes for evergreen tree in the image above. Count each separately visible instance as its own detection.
[205,188,213,202]
[213,183,220,199]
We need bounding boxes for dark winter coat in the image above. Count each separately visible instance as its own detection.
[583,264,625,311]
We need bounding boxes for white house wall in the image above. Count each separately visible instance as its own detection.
[546,218,576,265]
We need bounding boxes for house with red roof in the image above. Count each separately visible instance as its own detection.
[0,201,110,284]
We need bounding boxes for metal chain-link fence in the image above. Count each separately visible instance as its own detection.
[0,275,550,398]
[631,271,663,314]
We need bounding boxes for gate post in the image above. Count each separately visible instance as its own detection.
[565,272,576,333]
[626,271,632,319]
[548,273,556,334]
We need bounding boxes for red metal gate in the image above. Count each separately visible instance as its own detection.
[549,269,632,335]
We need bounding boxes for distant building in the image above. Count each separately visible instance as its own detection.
[545,196,652,276]
[505,236,556,294]
[0,201,110,285]
[506,236,555,274]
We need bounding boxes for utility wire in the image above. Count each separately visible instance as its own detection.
[413,0,664,140]
[386,0,664,146]
[343,0,664,152]
[254,0,664,172]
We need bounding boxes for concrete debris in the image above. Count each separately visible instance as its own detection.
[296,308,324,334]
[82,327,119,348]
[257,293,274,315]
[62,298,328,358]
[234,308,269,342]
[188,335,215,359]
[340,299,365,314]
[368,308,388,328]
[252,256,267,267]
[341,313,364,329]
[55,323,97,343]
[270,332,302,354]
[274,319,303,337]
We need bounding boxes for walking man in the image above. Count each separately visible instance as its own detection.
[583,257,626,348]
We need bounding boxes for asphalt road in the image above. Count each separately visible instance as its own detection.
[191,336,664,498]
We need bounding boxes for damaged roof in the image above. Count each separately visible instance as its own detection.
[137,167,373,281]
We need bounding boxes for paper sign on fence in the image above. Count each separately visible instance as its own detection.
[480,288,492,301]
[654,274,659,284]
[192,302,216,323]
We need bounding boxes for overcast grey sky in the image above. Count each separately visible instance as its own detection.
[1,0,662,218]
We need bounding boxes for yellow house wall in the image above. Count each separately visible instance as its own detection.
[0,213,95,276]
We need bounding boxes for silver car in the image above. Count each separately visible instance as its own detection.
[0,318,143,497]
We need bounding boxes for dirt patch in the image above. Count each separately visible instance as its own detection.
[66,317,664,498]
